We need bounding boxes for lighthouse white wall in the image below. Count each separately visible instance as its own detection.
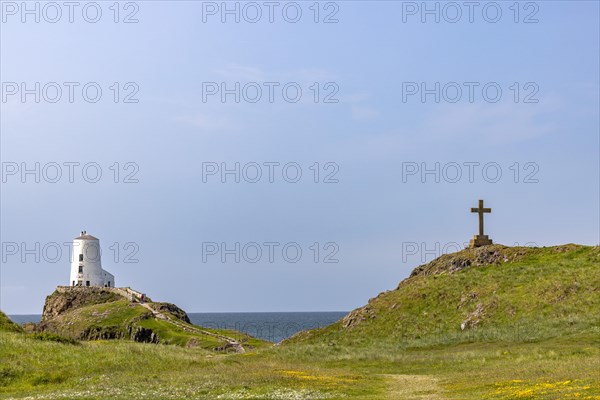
[69,233,115,288]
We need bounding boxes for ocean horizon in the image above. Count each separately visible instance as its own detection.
[9,312,348,343]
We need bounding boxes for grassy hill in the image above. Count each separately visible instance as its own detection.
[0,311,23,333]
[37,287,269,351]
[286,244,600,348]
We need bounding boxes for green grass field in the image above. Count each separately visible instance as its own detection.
[1,329,598,399]
[1,245,598,399]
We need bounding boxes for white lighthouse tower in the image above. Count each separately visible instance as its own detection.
[69,231,115,288]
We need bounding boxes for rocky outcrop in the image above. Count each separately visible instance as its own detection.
[42,287,121,322]
[407,245,531,279]
[52,320,160,343]
[341,305,377,329]
[460,301,498,330]
[128,326,160,343]
[148,302,191,323]
[38,287,161,343]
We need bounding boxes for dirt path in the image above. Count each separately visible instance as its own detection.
[383,374,448,399]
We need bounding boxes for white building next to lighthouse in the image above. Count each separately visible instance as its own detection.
[69,231,115,288]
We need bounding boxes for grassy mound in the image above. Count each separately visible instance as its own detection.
[287,245,600,348]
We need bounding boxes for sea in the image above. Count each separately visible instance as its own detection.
[9,312,347,343]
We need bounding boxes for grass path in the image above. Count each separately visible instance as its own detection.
[383,374,447,399]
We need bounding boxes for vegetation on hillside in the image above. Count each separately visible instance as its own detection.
[286,245,600,349]
[0,244,598,399]
[0,311,23,333]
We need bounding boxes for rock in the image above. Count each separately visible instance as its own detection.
[341,305,375,328]
[553,244,579,253]
[460,301,497,330]
[406,244,532,280]
[128,326,159,343]
[148,302,191,323]
[42,287,121,322]
[457,292,478,309]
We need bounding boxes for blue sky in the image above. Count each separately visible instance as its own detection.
[1,1,598,314]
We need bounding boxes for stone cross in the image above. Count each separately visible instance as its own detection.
[469,199,493,248]
[471,199,491,236]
